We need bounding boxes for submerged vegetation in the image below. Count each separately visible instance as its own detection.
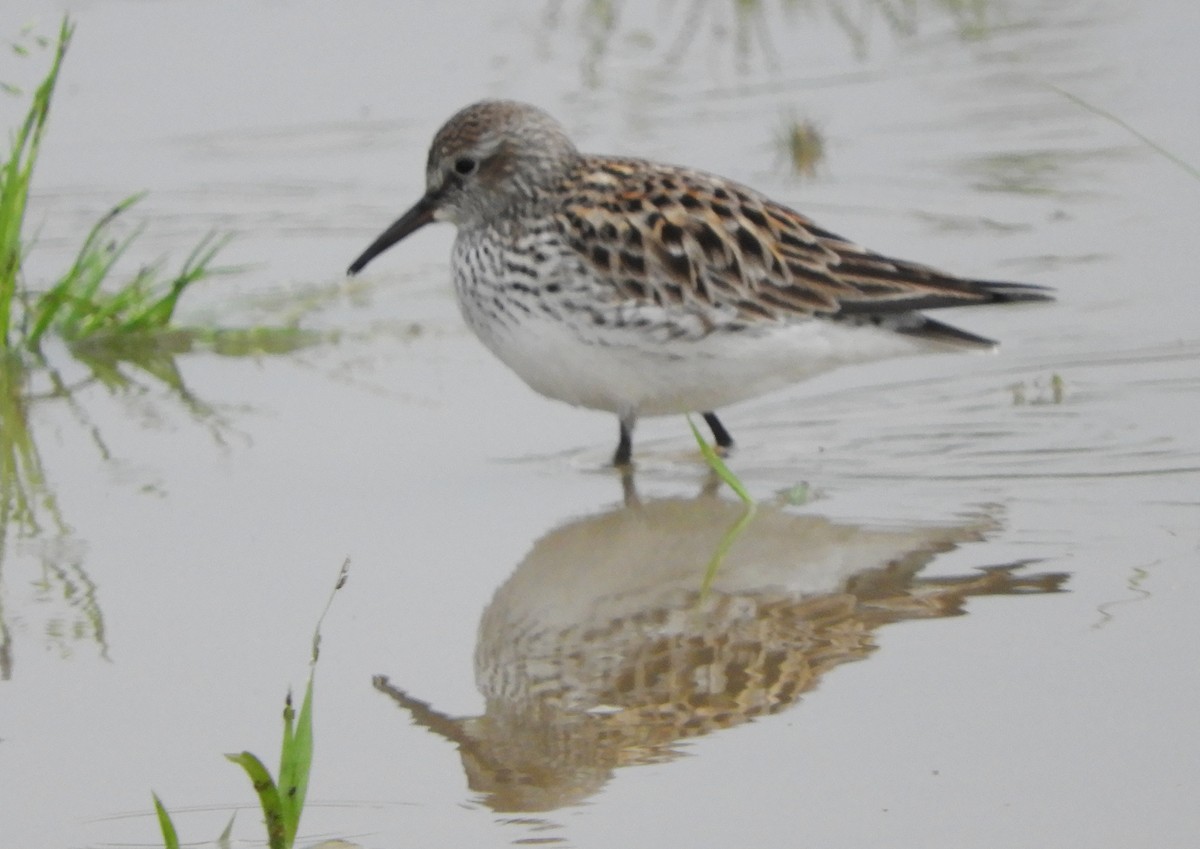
[775,115,825,177]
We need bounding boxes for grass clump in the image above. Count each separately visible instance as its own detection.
[0,18,73,348]
[24,193,232,347]
[153,560,348,849]
[2,16,231,356]
[153,680,314,849]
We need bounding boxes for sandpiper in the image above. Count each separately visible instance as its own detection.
[349,100,1051,466]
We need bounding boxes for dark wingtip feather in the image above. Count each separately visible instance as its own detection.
[978,280,1056,303]
[900,316,997,348]
[832,276,1056,316]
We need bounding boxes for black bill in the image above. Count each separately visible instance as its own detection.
[347,192,439,275]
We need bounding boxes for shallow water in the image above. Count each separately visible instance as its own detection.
[1,1,1198,847]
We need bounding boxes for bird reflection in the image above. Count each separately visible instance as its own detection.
[375,493,1065,812]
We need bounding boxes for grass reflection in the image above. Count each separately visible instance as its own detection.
[0,326,324,677]
[0,354,55,538]
[541,0,1010,79]
[0,354,55,678]
[0,352,109,676]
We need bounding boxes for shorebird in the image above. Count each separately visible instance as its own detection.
[348,100,1051,466]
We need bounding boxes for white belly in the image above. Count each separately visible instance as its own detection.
[462,304,938,417]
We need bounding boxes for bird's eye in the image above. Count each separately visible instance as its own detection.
[453,157,477,176]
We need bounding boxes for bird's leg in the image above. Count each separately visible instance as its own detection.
[613,413,636,467]
[619,464,640,507]
[702,411,734,454]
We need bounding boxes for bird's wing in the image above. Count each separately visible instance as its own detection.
[557,157,1050,323]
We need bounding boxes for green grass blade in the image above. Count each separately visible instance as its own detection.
[152,564,346,849]
[1,17,74,347]
[1048,84,1200,181]
[225,751,288,849]
[276,559,345,844]
[26,202,229,344]
[151,792,180,849]
[132,231,232,329]
[216,811,236,849]
[278,679,314,845]
[59,221,145,333]
[25,193,145,345]
[686,415,757,592]
[686,414,755,505]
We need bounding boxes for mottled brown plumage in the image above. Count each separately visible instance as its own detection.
[558,156,1045,337]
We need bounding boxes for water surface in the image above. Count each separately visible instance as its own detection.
[1,1,1197,847]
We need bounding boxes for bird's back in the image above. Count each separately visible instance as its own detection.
[552,154,1051,347]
